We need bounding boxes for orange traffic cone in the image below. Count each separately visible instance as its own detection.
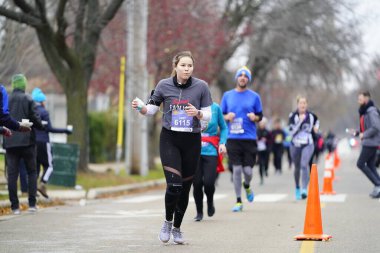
[321,153,336,194]
[333,149,341,181]
[321,168,336,195]
[294,164,332,241]
[333,149,341,170]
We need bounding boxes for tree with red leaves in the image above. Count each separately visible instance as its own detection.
[148,0,230,85]
[0,0,125,171]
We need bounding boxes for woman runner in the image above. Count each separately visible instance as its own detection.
[131,51,212,244]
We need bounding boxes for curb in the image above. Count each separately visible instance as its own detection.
[86,178,166,199]
[0,178,166,208]
[0,197,54,208]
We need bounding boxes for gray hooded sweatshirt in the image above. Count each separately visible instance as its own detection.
[362,106,380,147]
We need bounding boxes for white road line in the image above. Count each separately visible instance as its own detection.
[80,209,163,219]
[320,194,347,203]
[80,214,162,219]
[189,193,228,202]
[254,194,288,202]
[114,195,163,204]
[116,193,228,204]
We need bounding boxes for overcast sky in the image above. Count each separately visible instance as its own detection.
[355,0,380,56]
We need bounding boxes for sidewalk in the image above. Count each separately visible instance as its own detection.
[0,178,165,208]
[0,162,166,209]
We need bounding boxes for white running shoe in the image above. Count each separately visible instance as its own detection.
[159,220,172,243]
[172,227,185,244]
[28,206,37,213]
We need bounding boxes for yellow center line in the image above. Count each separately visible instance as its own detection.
[299,203,326,253]
[300,241,315,253]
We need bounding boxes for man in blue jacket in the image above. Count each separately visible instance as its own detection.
[31,88,72,198]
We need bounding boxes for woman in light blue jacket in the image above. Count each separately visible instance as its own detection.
[193,102,228,221]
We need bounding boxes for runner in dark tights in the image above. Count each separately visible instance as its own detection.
[193,102,227,221]
[131,51,212,244]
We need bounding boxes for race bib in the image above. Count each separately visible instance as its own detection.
[171,109,193,132]
[293,132,309,145]
[230,118,244,134]
[201,133,210,147]
[200,120,208,132]
[257,140,267,151]
[275,134,283,144]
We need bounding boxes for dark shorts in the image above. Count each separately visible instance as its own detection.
[160,127,201,180]
[226,139,257,167]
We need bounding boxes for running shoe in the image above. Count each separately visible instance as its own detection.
[194,213,203,221]
[370,186,380,198]
[28,206,37,213]
[232,202,243,212]
[369,186,380,198]
[12,209,21,215]
[159,220,172,243]
[207,202,215,217]
[37,182,49,199]
[295,188,301,200]
[245,186,254,202]
[172,227,185,244]
[301,189,308,199]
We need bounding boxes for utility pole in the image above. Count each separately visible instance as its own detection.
[125,0,149,176]
[125,0,134,175]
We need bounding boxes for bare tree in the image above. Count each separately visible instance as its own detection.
[357,55,380,102]
[0,19,44,82]
[246,0,362,93]
[0,0,125,171]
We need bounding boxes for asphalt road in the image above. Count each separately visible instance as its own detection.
[0,142,379,253]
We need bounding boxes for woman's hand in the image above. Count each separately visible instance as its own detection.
[219,144,227,155]
[131,98,147,114]
[185,103,198,117]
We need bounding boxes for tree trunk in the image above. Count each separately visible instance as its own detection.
[35,29,90,172]
[65,70,89,172]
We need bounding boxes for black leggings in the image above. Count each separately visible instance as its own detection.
[357,146,380,187]
[285,147,292,168]
[160,127,201,228]
[272,145,283,172]
[258,151,269,180]
[193,155,218,214]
